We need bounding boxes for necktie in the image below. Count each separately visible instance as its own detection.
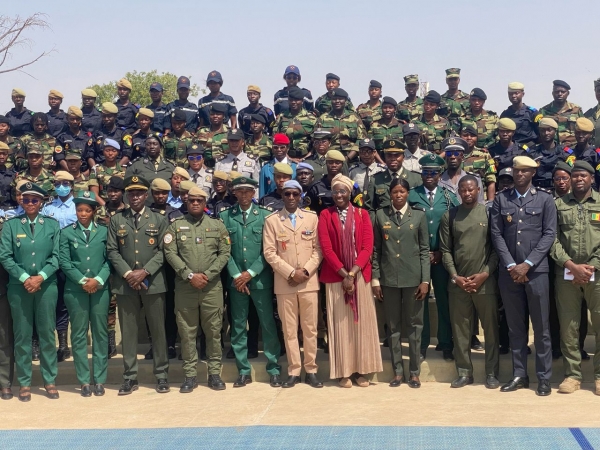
[30,222,35,235]
[428,192,434,206]
[289,213,296,228]
[193,173,199,183]
[242,211,247,224]
[363,167,370,192]
[134,213,140,228]
[232,157,239,171]
[153,159,159,170]
[83,230,91,243]
[396,211,402,222]
[518,195,524,206]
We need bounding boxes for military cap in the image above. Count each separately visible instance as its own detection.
[0,142,9,151]
[108,176,125,191]
[81,88,97,98]
[173,166,191,180]
[325,150,345,161]
[65,149,83,160]
[15,179,29,191]
[382,96,397,107]
[553,80,571,90]
[229,171,242,180]
[186,144,204,155]
[117,78,132,90]
[151,178,172,191]
[513,156,538,169]
[73,190,99,206]
[423,90,441,104]
[332,88,348,98]
[210,103,228,114]
[188,186,209,198]
[49,90,64,99]
[124,175,150,191]
[497,118,517,131]
[284,65,301,76]
[312,128,331,140]
[553,161,572,175]
[470,88,487,100]
[177,76,190,89]
[179,180,197,192]
[539,117,558,129]
[227,128,245,140]
[442,136,468,152]
[508,82,525,92]
[358,138,376,150]
[138,107,154,118]
[326,73,340,81]
[206,70,223,83]
[212,171,229,181]
[287,87,305,100]
[101,102,118,114]
[231,176,258,190]
[12,88,26,97]
[250,113,266,124]
[274,162,294,175]
[369,80,382,88]
[149,82,163,92]
[419,153,445,169]
[460,124,478,136]
[445,68,461,78]
[572,160,594,175]
[382,139,407,152]
[282,180,302,191]
[402,122,421,135]
[297,162,314,172]
[104,138,120,150]
[20,182,46,197]
[67,106,83,118]
[171,108,187,122]
[404,74,419,85]
[247,85,261,93]
[575,117,594,132]
[273,133,290,145]
[498,167,514,178]
[0,115,8,124]
[594,78,600,89]
[146,133,162,147]
[26,144,43,155]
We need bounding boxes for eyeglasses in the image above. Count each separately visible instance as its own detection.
[359,149,375,153]
[422,170,440,177]
[22,198,40,205]
[273,145,287,150]
[445,151,463,157]
[187,155,203,161]
[188,198,205,204]
[332,189,349,195]
[283,192,301,198]
[553,176,569,182]
[54,181,72,187]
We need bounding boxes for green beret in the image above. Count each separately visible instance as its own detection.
[419,152,445,169]
[572,160,594,175]
[19,182,47,197]
[553,161,572,175]
[73,190,99,206]
[382,139,406,152]
[124,176,150,191]
[231,176,259,190]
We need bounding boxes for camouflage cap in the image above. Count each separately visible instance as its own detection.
[404,74,419,85]
[26,143,43,155]
[445,68,461,78]
[575,117,594,132]
[65,148,83,160]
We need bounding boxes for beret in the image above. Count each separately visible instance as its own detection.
[81,88,97,98]
[312,128,331,139]
[445,68,461,78]
[553,161,572,175]
[513,156,538,169]
[325,150,345,162]
[20,182,46,197]
[326,73,340,81]
[149,82,163,92]
[497,118,517,131]
[274,162,293,175]
[358,138,376,150]
[402,122,421,135]
[442,136,468,152]
[11,88,26,97]
[177,76,190,88]
[124,175,150,191]
[423,90,441,104]
[138,108,154,118]
[403,74,419,84]
[287,87,305,100]
[104,138,120,150]
[508,82,525,92]
[108,176,125,190]
[282,180,302,191]
[206,70,223,83]
[332,88,349,99]
[498,167,513,178]
[331,174,354,192]
[460,124,478,136]
[55,170,74,182]
[151,178,172,191]
[102,102,118,114]
[212,171,229,181]
[553,80,571,90]
[172,166,191,180]
[73,190,99,206]
[419,152,445,168]
[0,142,9,151]
[227,128,245,140]
[284,65,300,76]
[171,109,187,121]
[116,78,132,90]
[539,117,558,129]
[382,96,397,107]
[369,80,382,88]
[188,186,209,198]
[0,115,8,124]
[49,90,64,99]
[383,139,407,152]
[178,180,197,192]
[67,106,83,118]
[575,117,594,132]
[470,88,487,100]
[572,160,594,175]
[146,134,162,150]
[273,133,290,145]
[296,162,314,172]
[247,85,261,93]
[231,176,258,190]
[209,103,228,113]
[186,144,204,155]
[250,113,266,124]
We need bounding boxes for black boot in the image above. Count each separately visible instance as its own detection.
[108,330,117,359]
[56,330,71,362]
[32,339,40,361]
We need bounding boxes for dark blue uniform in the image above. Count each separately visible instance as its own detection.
[198,93,237,126]
[490,186,556,382]
[0,166,16,207]
[559,145,600,188]
[130,130,150,161]
[528,144,563,189]
[207,194,235,218]
[273,87,314,116]
[238,104,275,138]
[81,106,102,134]
[114,101,139,132]
[85,126,132,165]
[46,110,67,138]
[5,108,33,138]
[55,130,92,166]
[305,175,360,215]
[163,100,199,132]
[500,104,540,146]
[488,142,529,172]
[146,103,168,133]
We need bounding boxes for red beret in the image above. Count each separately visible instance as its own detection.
[273,133,290,145]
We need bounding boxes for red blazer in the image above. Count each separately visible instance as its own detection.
[317,206,373,283]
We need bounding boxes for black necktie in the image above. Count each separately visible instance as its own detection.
[30,222,35,235]
[396,211,402,222]
[243,211,247,224]
[83,230,90,243]
[134,213,140,228]
[232,157,239,171]
[193,173,199,183]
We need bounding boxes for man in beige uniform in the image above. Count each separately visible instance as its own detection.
[263,180,323,388]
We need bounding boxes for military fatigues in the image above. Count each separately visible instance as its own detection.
[245,134,273,163]
[215,152,260,181]
[115,101,139,132]
[0,136,23,170]
[272,109,317,159]
[316,112,367,155]
[488,142,528,173]
[369,119,404,152]
[0,219,14,389]
[72,174,90,197]
[163,100,199,133]
[356,101,382,132]
[584,104,600,148]
[463,148,497,187]
[5,108,33,138]
[21,133,56,171]
[366,169,423,214]
[314,94,355,116]
[163,131,196,167]
[12,169,54,200]
[86,126,133,165]
[456,111,499,149]
[396,97,423,122]
[196,125,230,161]
[89,163,126,201]
[441,90,470,112]
[500,104,540,147]
[413,114,451,153]
[539,101,583,148]
[198,93,237,126]
[528,144,563,190]
[46,110,67,138]
[163,213,231,376]
[238,104,275,138]
[81,106,102,134]
[125,156,175,187]
[273,87,314,116]
[439,170,485,204]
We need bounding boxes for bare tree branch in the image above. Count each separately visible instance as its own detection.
[0,13,53,75]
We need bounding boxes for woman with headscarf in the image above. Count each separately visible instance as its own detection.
[317,174,382,387]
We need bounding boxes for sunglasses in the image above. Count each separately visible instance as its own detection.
[22,198,40,205]
[54,181,72,187]
[445,151,463,157]
[422,170,440,177]
[188,198,205,204]
[283,192,301,198]
[187,155,203,161]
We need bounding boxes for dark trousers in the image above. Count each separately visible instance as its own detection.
[55,270,69,332]
[422,264,453,351]
[499,270,552,381]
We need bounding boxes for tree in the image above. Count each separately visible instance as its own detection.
[87,70,205,106]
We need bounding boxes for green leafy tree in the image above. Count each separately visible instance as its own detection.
[87,70,204,106]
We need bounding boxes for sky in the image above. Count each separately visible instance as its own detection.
[2,0,600,116]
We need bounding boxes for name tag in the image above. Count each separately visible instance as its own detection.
[16,234,26,238]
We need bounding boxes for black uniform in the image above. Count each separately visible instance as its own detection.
[5,108,33,138]
[500,104,540,146]
[81,106,102,134]
[528,144,563,189]
[167,205,187,223]
[86,126,133,164]
[55,129,92,167]
[488,142,529,172]
[0,166,16,207]
[130,130,150,161]
[198,93,237,126]
[207,194,235,218]
[146,103,168,133]
[46,110,67,138]
[163,100,199,132]
[238,104,275,138]
[114,101,139,132]
[559,145,600,188]
[273,87,314,116]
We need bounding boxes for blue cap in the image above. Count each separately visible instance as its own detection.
[282,180,302,191]
[104,138,120,150]
[149,82,163,92]
[206,70,223,83]
[297,162,314,172]
[177,76,191,89]
[284,65,301,76]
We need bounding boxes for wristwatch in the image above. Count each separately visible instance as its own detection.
[451,275,458,284]
[187,273,194,281]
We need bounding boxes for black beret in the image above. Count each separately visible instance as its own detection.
[332,88,349,99]
[553,79,571,90]
[171,109,187,122]
[287,87,305,100]
[250,113,266,124]
[227,128,245,140]
[382,96,397,107]
[0,115,9,125]
[210,103,228,113]
[469,88,487,100]
[146,133,163,147]
[369,80,382,89]
[572,160,594,175]
[108,176,125,190]
[326,73,340,81]
[553,160,572,175]
[423,90,441,104]
[460,124,478,136]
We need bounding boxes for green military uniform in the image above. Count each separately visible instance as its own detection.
[584,102,600,149]
[163,212,231,377]
[272,109,317,159]
[0,218,14,390]
[0,207,60,387]
[0,136,23,170]
[366,168,422,214]
[245,133,272,163]
[72,173,90,197]
[356,101,382,132]
[442,91,470,112]
[369,118,404,151]
[314,93,355,116]
[89,163,126,201]
[372,205,430,378]
[12,168,54,200]
[456,111,499,149]
[540,101,583,148]
[396,97,423,122]
[20,133,56,171]
[59,200,110,386]
[550,189,600,382]
[106,200,169,382]
[316,111,367,155]
[305,153,328,182]
[463,148,497,186]
[219,199,281,376]
[196,124,230,161]
[125,155,175,186]
[163,131,196,167]
[413,114,451,153]
[439,203,499,378]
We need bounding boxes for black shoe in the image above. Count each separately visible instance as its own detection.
[108,331,117,359]
[389,376,403,387]
[118,379,139,395]
[80,384,92,397]
[199,353,207,361]
[269,375,282,387]
[435,344,442,351]
[382,338,389,348]
[451,376,474,388]
[470,336,484,351]
[93,384,105,396]
[282,375,301,388]
[226,347,235,359]
[144,347,153,360]
[233,375,252,387]
[420,349,427,361]
[581,349,590,361]
[44,384,59,399]
[317,337,326,349]
[1,388,13,400]
[443,349,454,361]
[500,376,529,392]
[208,374,226,391]
[247,351,259,359]
[180,377,198,393]
[552,349,562,360]
[305,373,323,388]
[499,345,510,355]
[408,377,421,388]
[485,375,500,389]
[56,330,71,362]
[156,379,170,393]
[32,339,40,361]
[168,346,177,359]
[537,379,552,396]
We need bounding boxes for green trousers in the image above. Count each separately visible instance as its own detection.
[229,288,281,375]
[449,291,499,377]
[0,294,14,388]
[175,282,223,377]
[64,289,110,385]
[8,282,57,386]
[117,293,168,380]
[422,264,453,351]
[556,277,600,380]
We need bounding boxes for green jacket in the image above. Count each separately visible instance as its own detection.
[106,207,168,295]
[316,111,367,153]
[366,169,422,214]
[59,222,111,292]
[219,204,274,290]
[0,214,60,285]
[540,101,583,148]
[124,156,175,185]
[273,109,317,158]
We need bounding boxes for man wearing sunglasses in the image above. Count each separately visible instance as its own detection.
[273,65,314,117]
[439,137,485,204]
[186,145,214,197]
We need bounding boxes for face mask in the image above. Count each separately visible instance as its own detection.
[55,185,72,197]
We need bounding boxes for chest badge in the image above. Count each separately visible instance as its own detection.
[507,214,512,223]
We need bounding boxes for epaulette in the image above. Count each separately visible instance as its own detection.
[348,163,359,170]
[533,187,552,195]
[247,153,257,160]
[466,171,481,178]
[257,205,273,212]
[376,163,386,168]
[527,106,538,112]
[265,210,279,219]
[411,205,426,211]
[41,215,58,223]
[302,209,317,215]
[150,208,166,215]
[205,168,214,173]
[131,156,142,163]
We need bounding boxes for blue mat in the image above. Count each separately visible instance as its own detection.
[1,426,598,449]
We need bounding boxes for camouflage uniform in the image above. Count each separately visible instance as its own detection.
[163,131,196,167]
[539,101,583,148]
[88,163,126,200]
[584,103,600,148]
[413,114,451,153]
[72,173,91,197]
[463,148,497,186]
[441,90,470,111]
[195,124,230,161]
[396,97,423,123]
[316,111,367,154]
[272,109,317,159]
[245,133,272,163]
[314,93,355,116]
[12,168,54,199]
[0,136,23,170]
[20,133,56,171]
[456,111,499,149]
[356,101,382,132]
[368,118,404,151]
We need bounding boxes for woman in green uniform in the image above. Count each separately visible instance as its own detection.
[59,191,110,397]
